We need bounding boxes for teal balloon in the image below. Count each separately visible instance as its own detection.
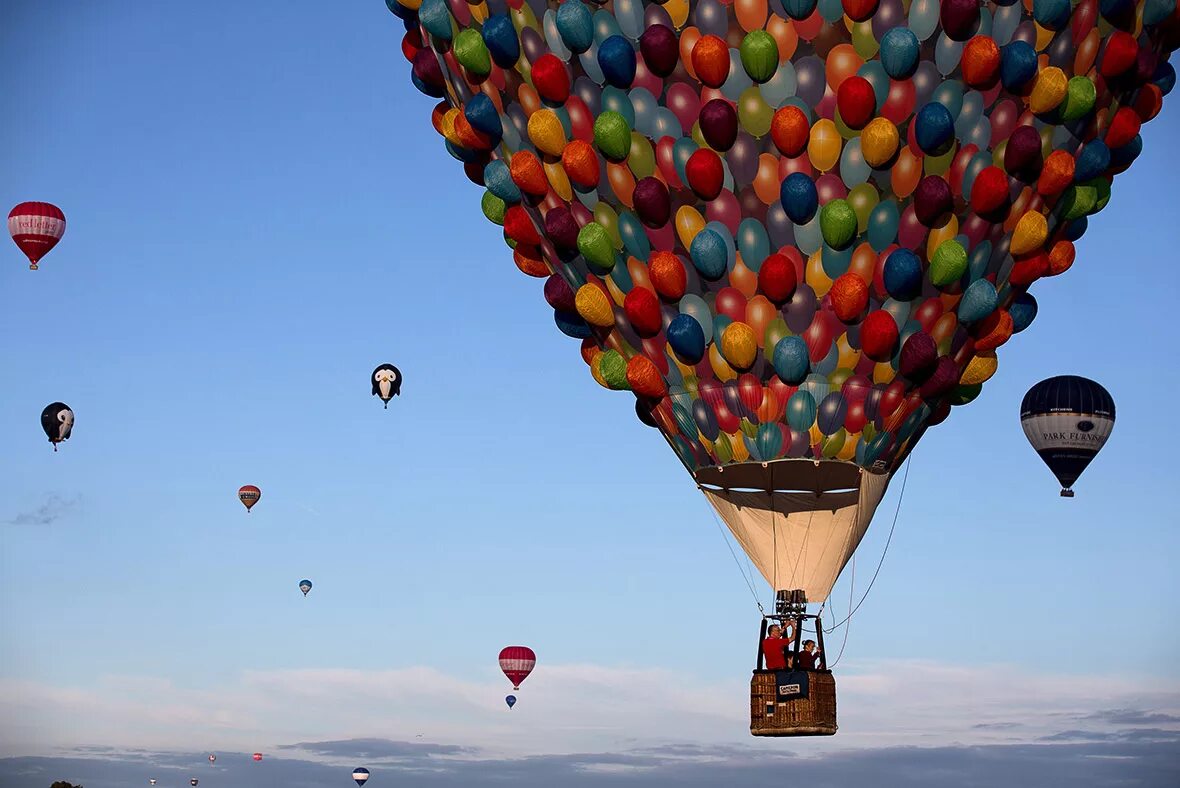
[857,61,891,107]
[898,404,928,442]
[958,279,998,323]
[930,80,965,119]
[721,50,755,102]
[757,423,785,457]
[653,108,681,139]
[955,91,984,138]
[602,87,636,128]
[579,44,605,84]
[814,343,839,376]
[419,0,454,40]
[773,336,810,384]
[864,430,894,464]
[786,391,818,430]
[760,61,798,106]
[908,0,940,41]
[618,212,651,260]
[867,200,901,251]
[610,258,635,291]
[935,33,965,76]
[818,0,845,22]
[556,0,595,53]
[614,0,645,39]
[840,138,871,186]
[712,314,733,347]
[968,240,992,282]
[882,298,911,330]
[961,150,992,197]
[630,87,659,137]
[673,137,699,186]
[737,219,771,272]
[543,10,573,61]
[592,8,623,43]
[704,221,736,270]
[679,294,714,339]
[794,214,822,256]
[821,243,853,279]
[673,402,697,437]
[799,373,831,404]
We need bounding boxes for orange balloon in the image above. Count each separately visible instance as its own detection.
[679,27,703,80]
[627,256,654,293]
[891,148,922,198]
[1075,29,1100,76]
[544,160,573,201]
[757,387,783,422]
[730,255,760,298]
[808,118,841,172]
[766,15,798,61]
[925,216,959,262]
[735,0,769,31]
[849,242,876,283]
[805,249,834,296]
[607,162,637,207]
[518,83,541,117]
[753,153,782,204]
[745,295,777,346]
[931,312,958,347]
[824,44,864,92]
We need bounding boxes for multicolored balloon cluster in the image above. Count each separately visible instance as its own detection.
[387,0,1177,475]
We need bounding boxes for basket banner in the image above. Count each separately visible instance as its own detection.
[774,670,810,702]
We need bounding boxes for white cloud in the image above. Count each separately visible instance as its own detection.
[2,660,1177,759]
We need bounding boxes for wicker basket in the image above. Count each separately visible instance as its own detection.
[750,670,837,736]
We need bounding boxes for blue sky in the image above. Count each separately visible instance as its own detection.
[1,1,1178,785]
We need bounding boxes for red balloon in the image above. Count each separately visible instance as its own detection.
[860,310,899,361]
[252,754,263,762]
[715,287,748,322]
[9,202,65,270]
[499,646,536,690]
[686,149,725,200]
[624,287,664,337]
[836,76,877,129]
[758,252,798,303]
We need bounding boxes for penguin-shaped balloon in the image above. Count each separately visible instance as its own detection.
[40,402,74,451]
[371,364,402,408]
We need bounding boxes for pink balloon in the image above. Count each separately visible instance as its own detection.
[666,83,702,134]
[815,173,848,204]
[633,55,663,96]
[897,204,928,250]
[706,189,742,235]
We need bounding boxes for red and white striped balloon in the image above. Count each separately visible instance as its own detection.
[498,646,536,690]
[8,202,65,270]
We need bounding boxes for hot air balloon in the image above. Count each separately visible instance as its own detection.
[190,780,198,787]
[9,202,65,270]
[40,402,73,451]
[253,753,264,762]
[386,0,1178,738]
[498,646,535,690]
[299,579,313,596]
[371,364,402,407]
[505,694,517,709]
[1021,376,1115,497]
[352,767,370,786]
[149,780,156,786]
[238,485,261,512]
[208,754,216,764]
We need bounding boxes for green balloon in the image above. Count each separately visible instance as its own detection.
[481,191,506,225]
[1060,185,1097,220]
[764,317,791,351]
[951,383,982,405]
[592,202,623,248]
[1089,177,1112,212]
[453,29,491,77]
[929,239,967,286]
[847,183,880,233]
[599,350,630,390]
[1060,76,1096,122]
[628,134,657,178]
[738,86,773,138]
[594,111,632,161]
[739,31,778,84]
[578,222,616,272]
[820,199,858,250]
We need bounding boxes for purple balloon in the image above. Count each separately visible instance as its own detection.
[897,205,928,250]
[574,77,602,115]
[785,284,818,333]
[644,2,674,28]
[912,61,941,107]
[766,203,796,249]
[739,187,769,225]
[872,0,907,39]
[727,133,760,186]
[794,56,827,108]
[815,174,848,204]
[693,0,729,37]
[666,83,702,134]
[521,27,548,65]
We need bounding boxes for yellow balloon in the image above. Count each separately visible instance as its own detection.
[809,422,824,446]
[860,117,900,168]
[469,1,488,23]
[575,284,615,327]
[808,118,842,172]
[709,344,739,382]
[664,0,690,28]
[926,215,959,262]
[838,432,859,460]
[676,205,706,250]
[836,334,861,369]
[873,361,896,384]
[527,109,567,156]
[1011,210,1049,255]
[1033,21,1056,52]
[924,140,957,176]
[806,249,834,297]
[961,352,998,385]
[721,322,758,370]
[1030,67,1068,114]
[544,159,573,201]
[589,351,611,389]
[730,431,751,462]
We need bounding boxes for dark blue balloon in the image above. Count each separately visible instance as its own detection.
[667,314,707,363]
[879,27,920,79]
[506,695,517,708]
[780,172,819,224]
[411,72,446,98]
[1074,141,1111,183]
[598,35,637,88]
[1154,62,1176,96]
[883,248,923,300]
[466,93,503,137]
[482,15,522,68]
[1063,216,1088,241]
[817,392,848,434]
[1000,41,1038,91]
[386,0,416,20]
[692,399,721,441]
[1033,0,1071,29]
[914,103,955,154]
[1109,134,1143,169]
[1098,0,1135,22]
[783,0,818,19]
[1009,292,1038,333]
[554,310,593,339]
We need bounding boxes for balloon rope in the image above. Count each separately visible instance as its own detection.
[827,553,856,670]
[701,488,765,613]
[824,456,912,634]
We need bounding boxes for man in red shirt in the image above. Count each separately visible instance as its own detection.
[761,621,795,670]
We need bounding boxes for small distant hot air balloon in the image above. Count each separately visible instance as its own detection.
[253,753,263,762]
[498,646,535,690]
[505,694,516,709]
[190,780,199,787]
[149,780,156,786]
[208,754,216,764]
[40,402,74,451]
[352,767,370,786]
[9,202,65,270]
[1021,376,1116,497]
[238,485,261,512]
[299,579,313,596]
[371,364,402,408]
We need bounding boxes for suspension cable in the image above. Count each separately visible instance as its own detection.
[702,488,765,613]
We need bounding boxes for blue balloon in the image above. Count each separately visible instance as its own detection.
[556,1,594,52]
[867,200,901,252]
[506,695,517,708]
[668,314,707,363]
[817,392,848,435]
[958,279,999,323]
[598,35,637,88]
[1010,292,1038,333]
[692,399,721,440]
[418,0,453,40]
[783,0,818,19]
[786,391,818,431]
[465,94,503,138]
[483,15,522,67]
[772,336,810,384]
[601,87,636,128]
[691,229,729,280]
[1064,216,1088,242]
[883,248,923,300]
[1145,0,1176,25]
[780,172,819,224]
[914,102,955,154]
[484,160,522,203]
[1000,41,1038,91]
[756,422,785,458]
[857,61,891,107]
[554,310,593,339]
[1109,134,1143,169]
[880,27,920,79]
[737,219,771,272]
[1033,0,1071,29]
[1074,141,1111,183]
